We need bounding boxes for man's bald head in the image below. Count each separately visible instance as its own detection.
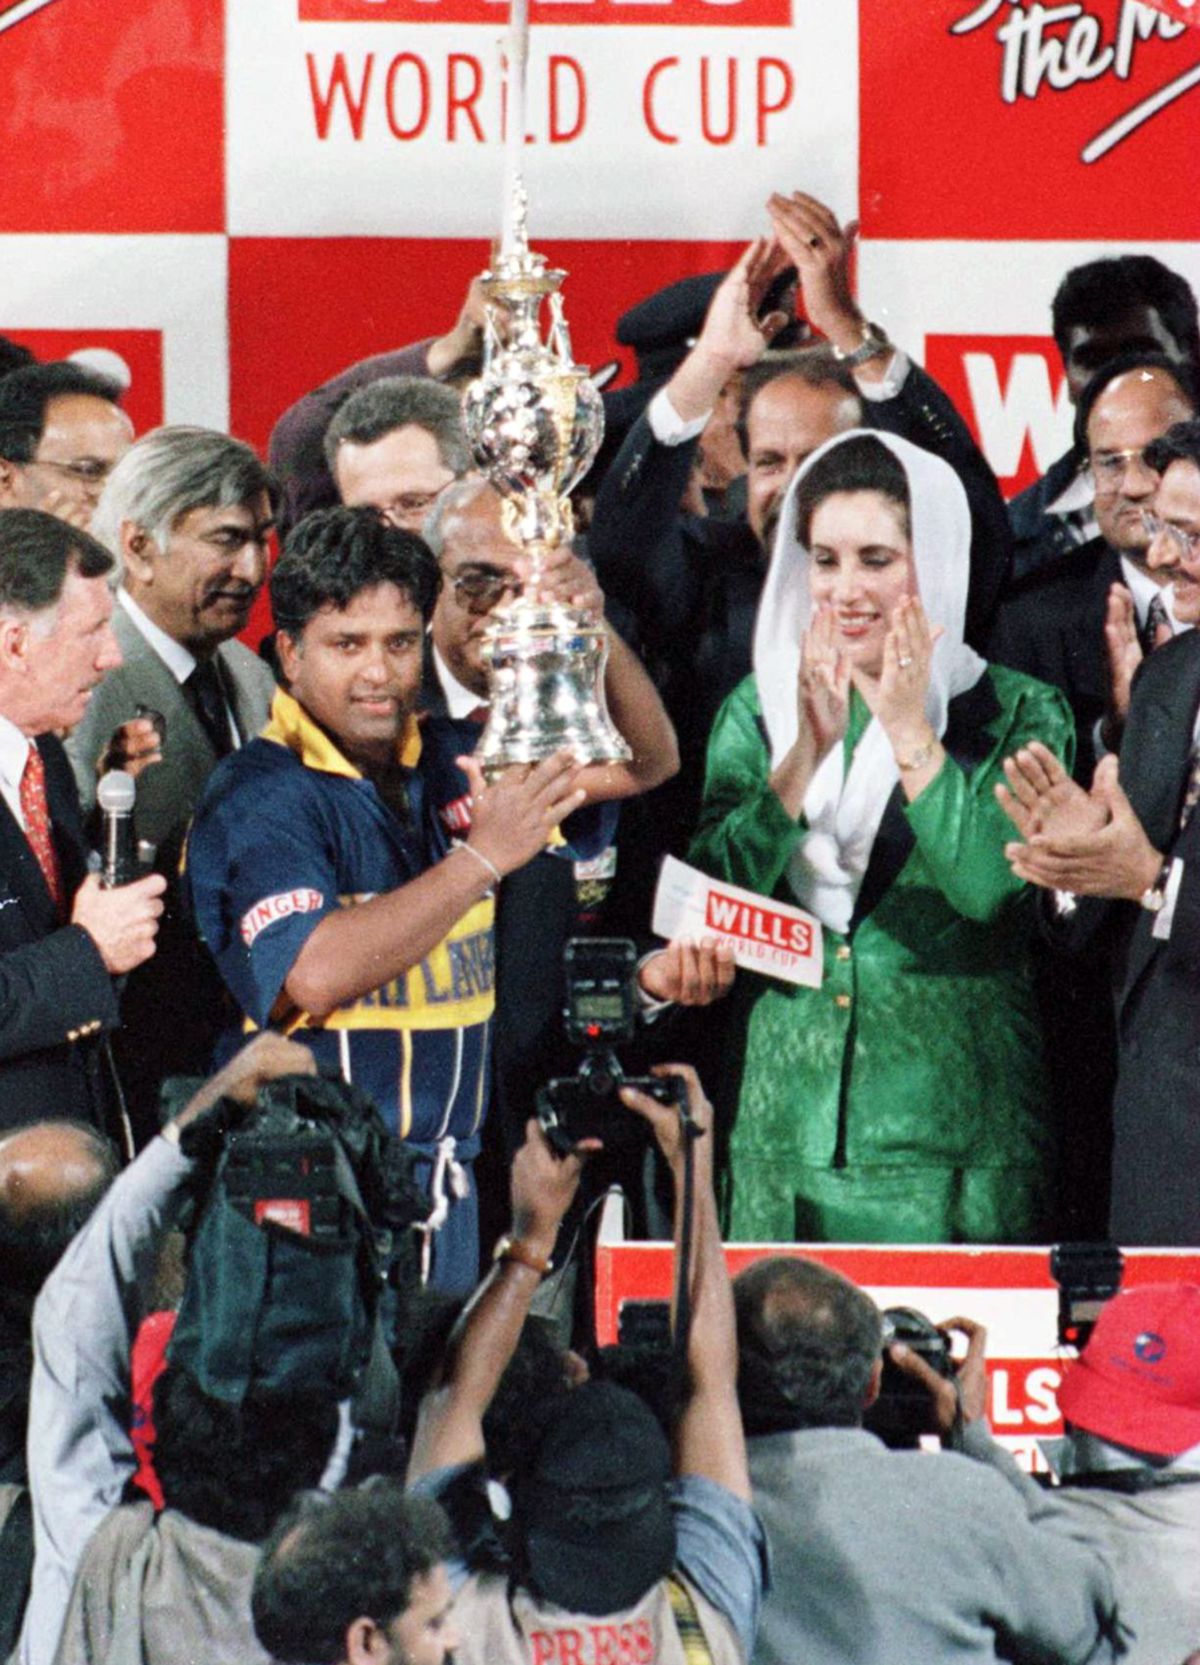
[0,1121,117,1305]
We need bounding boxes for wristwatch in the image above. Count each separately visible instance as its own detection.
[492,1234,553,1276]
[831,320,891,369]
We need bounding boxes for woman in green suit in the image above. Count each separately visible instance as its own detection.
[689,429,1073,1244]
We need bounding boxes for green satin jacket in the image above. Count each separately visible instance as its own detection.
[688,666,1075,1245]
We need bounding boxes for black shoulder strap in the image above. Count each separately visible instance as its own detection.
[0,1485,34,1656]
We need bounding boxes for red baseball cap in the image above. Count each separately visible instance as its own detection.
[1059,1283,1200,1457]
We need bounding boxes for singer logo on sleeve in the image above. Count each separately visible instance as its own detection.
[241,889,325,947]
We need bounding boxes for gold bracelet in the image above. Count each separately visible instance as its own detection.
[896,736,937,772]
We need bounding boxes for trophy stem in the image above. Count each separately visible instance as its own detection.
[499,0,530,259]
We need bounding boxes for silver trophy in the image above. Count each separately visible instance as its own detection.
[461,185,631,779]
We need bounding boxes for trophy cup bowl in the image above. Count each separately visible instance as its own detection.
[462,250,631,780]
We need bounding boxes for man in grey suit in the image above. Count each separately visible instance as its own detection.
[66,427,278,1138]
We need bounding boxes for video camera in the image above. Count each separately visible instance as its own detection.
[536,938,687,1156]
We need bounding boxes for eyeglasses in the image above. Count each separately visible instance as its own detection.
[25,456,113,490]
[1089,447,1157,485]
[449,569,524,615]
[377,492,446,528]
[1142,509,1200,560]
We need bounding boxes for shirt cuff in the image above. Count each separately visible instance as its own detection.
[854,348,911,403]
[648,386,710,446]
[1152,858,1184,941]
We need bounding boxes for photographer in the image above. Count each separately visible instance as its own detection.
[734,1257,1122,1665]
[18,1034,344,1665]
[407,1064,767,1664]
[902,1286,1200,1665]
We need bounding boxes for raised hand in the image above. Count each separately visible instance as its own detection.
[867,596,939,744]
[99,715,164,782]
[996,741,1105,846]
[766,189,859,345]
[799,606,851,759]
[1103,583,1143,739]
[1006,754,1163,900]
[458,749,587,878]
[694,237,791,375]
[519,544,604,618]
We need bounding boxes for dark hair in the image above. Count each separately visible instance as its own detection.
[0,508,115,615]
[0,361,121,463]
[0,1122,117,1312]
[1052,255,1200,368]
[735,1257,882,1433]
[1073,351,1200,455]
[151,1362,339,1542]
[271,506,441,637]
[1145,418,1200,478]
[792,432,910,546]
[323,376,469,478]
[252,1482,453,1664]
[0,337,36,380]
[736,346,860,457]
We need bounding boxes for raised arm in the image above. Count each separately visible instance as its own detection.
[406,1121,589,1479]
[20,1036,314,1665]
[620,1064,750,1500]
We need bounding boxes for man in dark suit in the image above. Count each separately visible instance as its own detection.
[65,428,277,1138]
[0,510,165,1133]
[1007,255,1199,583]
[999,420,1200,1244]
[991,353,1198,785]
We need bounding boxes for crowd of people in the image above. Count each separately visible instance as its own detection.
[2,187,1200,1660]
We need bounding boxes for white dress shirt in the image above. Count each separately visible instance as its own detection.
[0,711,32,834]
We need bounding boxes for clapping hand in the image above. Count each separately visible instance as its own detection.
[861,596,941,743]
[799,606,850,758]
[1000,749,1163,901]
[1103,584,1144,741]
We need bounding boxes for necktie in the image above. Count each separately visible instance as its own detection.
[466,705,489,726]
[1141,593,1172,656]
[186,658,233,758]
[20,745,64,915]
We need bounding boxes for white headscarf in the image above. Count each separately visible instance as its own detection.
[754,428,986,933]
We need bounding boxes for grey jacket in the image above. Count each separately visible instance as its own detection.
[749,1426,1120,1665]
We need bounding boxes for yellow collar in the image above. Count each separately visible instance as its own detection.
[261,687,423,777]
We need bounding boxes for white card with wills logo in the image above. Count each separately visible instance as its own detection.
[652,856,824,988]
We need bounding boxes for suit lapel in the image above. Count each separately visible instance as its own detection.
[1119,635,1200,1007]
[1121,633,1200,852]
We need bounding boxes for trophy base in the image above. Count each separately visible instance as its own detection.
[477,603,632,783]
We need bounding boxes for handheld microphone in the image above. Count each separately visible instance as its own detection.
[96,770,138,888]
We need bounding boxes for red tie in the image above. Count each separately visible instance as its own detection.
[20,745,64,915]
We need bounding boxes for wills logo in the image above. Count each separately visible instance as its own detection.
[0,0,66,34]
[952,0,1200,161]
